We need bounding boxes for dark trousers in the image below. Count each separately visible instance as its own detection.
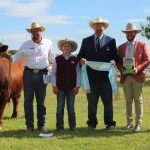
[56,91,76,129]
[87,80,116,128]
[23,69,47,129]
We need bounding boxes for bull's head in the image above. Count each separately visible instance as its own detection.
[0,43,12,61]
[0,43,8,53]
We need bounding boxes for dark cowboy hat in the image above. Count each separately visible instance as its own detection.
[0,43,8,53]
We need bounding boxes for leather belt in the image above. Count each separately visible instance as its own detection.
[25,66,48,73]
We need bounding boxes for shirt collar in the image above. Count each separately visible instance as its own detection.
[62,54,73,59]
[94,33,104,40]
[127,39,136,45]
[32,38,44,45]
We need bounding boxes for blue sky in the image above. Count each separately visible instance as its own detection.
[0,0,150,54]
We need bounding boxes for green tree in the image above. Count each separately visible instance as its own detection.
[141,17,150,40]
[9,49,17,55]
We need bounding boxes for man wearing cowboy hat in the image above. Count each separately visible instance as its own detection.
[51,38,80,131]
[117,23,150,131]
[12,22,55,133]
[78,17,118,130]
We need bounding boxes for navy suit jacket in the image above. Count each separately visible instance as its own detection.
[78,34,118,82]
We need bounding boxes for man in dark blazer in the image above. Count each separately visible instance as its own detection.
[78,17,118,130]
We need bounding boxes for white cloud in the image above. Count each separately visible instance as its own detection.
[127,18,146,23]
[0,0,70,24]
[76,29,91,34]
[37,15,71,24]
[81,16,90,20]
[2,33,27,41]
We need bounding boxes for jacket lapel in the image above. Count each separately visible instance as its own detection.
[90,35,97,52]
[101,35,107,48]
[133,40,138,57]
[122,42,128,58]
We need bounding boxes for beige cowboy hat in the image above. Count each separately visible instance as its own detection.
[0,43,8,52]
[89,17,109,29]
[122,23,141,34]
[57,38,78,52]
[26,22,45,33]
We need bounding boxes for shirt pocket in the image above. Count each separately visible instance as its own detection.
[23,46,35,57]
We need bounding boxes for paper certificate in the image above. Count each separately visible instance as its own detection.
[123,57,135,74]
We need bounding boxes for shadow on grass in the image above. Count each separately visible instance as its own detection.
[3,115,25,120]
[54,127,150,139]
[0,127,150,139]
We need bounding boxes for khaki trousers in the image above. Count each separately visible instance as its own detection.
[122,76,143,126]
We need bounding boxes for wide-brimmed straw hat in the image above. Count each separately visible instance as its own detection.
[26,22,45,33]
[57,38,78,52]
[0,43,8,53]
[122,23,141,34]
[89,17,109,29]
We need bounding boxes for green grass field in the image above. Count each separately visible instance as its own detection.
[0,81,150,150]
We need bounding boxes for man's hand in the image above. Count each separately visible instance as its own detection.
[110,60,116,66]
[72,87,79,95]
[80,58,86,65]
[134,68,138,74]
[53,86,60,94]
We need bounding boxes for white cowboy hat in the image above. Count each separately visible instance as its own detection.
[26,22,45,33]
[122,23,141,34]
[89,17,109,29]
[57,38,78,52]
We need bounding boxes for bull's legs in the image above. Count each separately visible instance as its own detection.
[0,94,8,129]
[11,97,20,118]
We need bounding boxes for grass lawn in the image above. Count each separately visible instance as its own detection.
[0,81,150,150]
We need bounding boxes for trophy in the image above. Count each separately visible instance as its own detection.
[123,57,135,74]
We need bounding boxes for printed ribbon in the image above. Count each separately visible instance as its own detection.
[81,61,119,96]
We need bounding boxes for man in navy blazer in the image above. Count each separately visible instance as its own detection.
[78,17,118,130]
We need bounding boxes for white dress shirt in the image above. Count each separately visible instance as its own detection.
[12,38,55,69]
[51,54,81,87]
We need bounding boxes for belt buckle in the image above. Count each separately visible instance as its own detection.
[33,69,39,73]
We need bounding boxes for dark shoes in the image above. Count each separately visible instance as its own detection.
[69,127,76,131]
[27,127,34,133]
[56,127,76,131]
[37,127,47,133]
[88,126,95,130]
[56,128,64,131]
[106,125,115,131]
[27,127,47,133]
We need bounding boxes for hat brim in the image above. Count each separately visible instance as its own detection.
[89,20,109,29]
[0,45,8,53]
[122,29,141,34]
[26,26,45,33]
[58,40,78,52]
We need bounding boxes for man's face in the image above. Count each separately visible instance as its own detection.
[93,23,105,35]
[125,31,137,41]
[31,28,42,39]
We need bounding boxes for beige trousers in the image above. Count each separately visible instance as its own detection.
[122,76,143,126]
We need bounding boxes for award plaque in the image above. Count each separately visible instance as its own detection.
[123,57,135,74]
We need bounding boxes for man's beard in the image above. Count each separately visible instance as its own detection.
[32,34,41,40]
[127,35,135,41]
[95,30,103,36]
